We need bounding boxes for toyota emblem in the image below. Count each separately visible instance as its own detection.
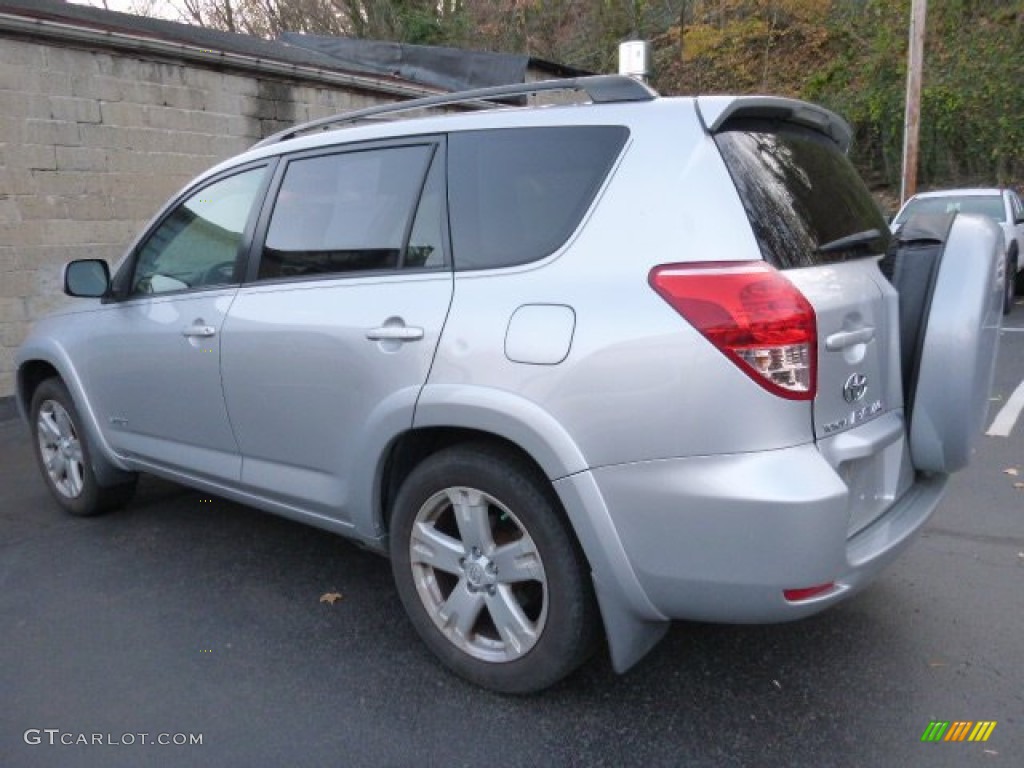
[843,373,868,403]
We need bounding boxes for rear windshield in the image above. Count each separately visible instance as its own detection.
[714,121,890,269]
[894,195,1005,226]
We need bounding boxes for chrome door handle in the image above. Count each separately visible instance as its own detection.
[825,327,874,350]
[366,326,424,342]
[182,325,217,338]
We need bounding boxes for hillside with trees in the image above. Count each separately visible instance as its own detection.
[118,0,1024,197]
[663,0,1024,199]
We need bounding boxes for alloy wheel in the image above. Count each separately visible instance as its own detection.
[36,399,85,499]
[408,486,548,663]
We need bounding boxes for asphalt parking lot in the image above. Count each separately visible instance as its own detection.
[2,328,1022,768]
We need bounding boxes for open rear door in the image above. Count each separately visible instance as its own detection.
[884,213,1003,473]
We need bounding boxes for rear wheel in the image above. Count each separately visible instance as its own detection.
[30,378,136,516]
[389,444,598,693]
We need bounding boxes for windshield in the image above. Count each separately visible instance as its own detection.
[894,195,1005,226]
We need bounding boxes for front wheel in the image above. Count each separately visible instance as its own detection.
[389,444,598,693]
[30,378,136,516]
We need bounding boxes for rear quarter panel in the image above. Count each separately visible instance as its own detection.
[423,100,815,471]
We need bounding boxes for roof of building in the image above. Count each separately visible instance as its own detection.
[0,0,585,93]
[280,33,586,92]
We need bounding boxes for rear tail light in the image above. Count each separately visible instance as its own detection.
[649,261,817,400]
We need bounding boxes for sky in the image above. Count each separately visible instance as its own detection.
[68,0,182,21]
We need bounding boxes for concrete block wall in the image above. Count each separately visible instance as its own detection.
[0,36,394,400]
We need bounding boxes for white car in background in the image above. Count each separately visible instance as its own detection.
[892,188,1024,314]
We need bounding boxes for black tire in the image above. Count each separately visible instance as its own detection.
[389,443,598,694]
[1004,250,1016,315]
[30,378,136,517]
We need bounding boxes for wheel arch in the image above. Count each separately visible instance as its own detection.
[381,385,591,537]
[16,359,62,421]
[15,344,133,484]
[378,427,558,536]
[376,388,671,673]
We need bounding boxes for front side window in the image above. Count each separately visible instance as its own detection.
[258,145,434,280]
[131,167,266,295]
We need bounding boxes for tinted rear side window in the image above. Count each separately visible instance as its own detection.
[448,126,628,270]
[714,122,890,269]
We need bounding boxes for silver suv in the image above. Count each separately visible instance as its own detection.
[15,76,1003,693]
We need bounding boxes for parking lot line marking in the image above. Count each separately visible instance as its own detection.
[987,379,1024,436]
[1000,327,1024,332]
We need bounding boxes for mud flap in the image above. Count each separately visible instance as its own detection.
[591,575,670,674]
[881,213,1003,473]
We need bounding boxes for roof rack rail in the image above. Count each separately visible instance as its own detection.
[252,74,658,148]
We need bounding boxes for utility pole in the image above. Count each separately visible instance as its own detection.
[900,0,927,204]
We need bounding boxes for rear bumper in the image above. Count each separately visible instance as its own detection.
[576,441,947,624]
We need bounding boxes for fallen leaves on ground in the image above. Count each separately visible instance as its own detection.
[319,592,344,605]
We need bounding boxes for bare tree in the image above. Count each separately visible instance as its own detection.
[72,0,174,17]
[166,0,467,42]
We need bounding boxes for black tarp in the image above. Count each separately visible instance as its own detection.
[280,33,531,92]
[0,0,582,93]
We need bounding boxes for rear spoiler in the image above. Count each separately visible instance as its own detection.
[696,96,853,153]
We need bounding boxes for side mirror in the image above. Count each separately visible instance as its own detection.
[64,259,111,298]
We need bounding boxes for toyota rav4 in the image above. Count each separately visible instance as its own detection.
[15,76,1003,693]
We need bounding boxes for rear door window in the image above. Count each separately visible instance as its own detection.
[404,152,447,269]
[447,126,628,270]
[714,122,890,269]
[258,144,435,280]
